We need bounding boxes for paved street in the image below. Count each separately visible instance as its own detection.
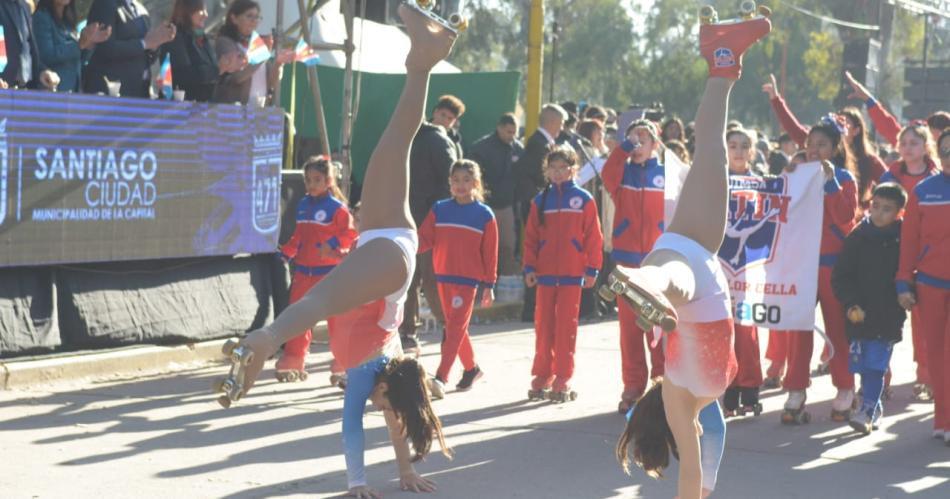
[2,318,948,498]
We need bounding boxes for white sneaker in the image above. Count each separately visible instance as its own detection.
[428,377,445,400]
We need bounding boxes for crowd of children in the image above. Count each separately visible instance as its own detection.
[229,3,950,498]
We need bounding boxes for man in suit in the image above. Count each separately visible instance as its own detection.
[513,103,568,321]
[0,0,58,89]
[84,0,175,98]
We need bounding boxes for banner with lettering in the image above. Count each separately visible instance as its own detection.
[663,157,824,330]
[0,90,284,267]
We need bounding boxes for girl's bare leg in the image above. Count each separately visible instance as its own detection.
[234,6,457,394]
[360,5,457,231]
[665,77,734,253]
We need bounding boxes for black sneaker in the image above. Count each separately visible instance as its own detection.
[456,366,483,391]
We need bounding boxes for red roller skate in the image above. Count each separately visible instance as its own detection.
[699,2,772,80]
[528,376,553,401]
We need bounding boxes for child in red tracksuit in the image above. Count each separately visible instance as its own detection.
[277,157,357,381]
[766,109,860,423]
[720,127,765,417]
[601,119,667,413]
[418,160,498,399]
[898,129,950,445]
[523,147,603,402]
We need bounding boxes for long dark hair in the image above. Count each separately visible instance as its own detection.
[219,0,259,41]
[537,147,578,226]
[839,107,877,203]
[616,381,677,478]
[37,0,78,30]
[378,358,453,462]
[809,117,858,186]
[302,156,347,204]
[171,0,206,31]
[450,159,487,202]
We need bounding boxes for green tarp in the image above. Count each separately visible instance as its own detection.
[280,64,521,183]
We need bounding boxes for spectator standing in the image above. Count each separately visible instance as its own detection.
[160,0,246,102]
[400,95,466,353]
[0,0,60,89]
[33,0,110,92]
[213,0,293,105]
[84,0,175,98]
[467,112,523,276]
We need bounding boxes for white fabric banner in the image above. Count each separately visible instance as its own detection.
[664,156,824,330]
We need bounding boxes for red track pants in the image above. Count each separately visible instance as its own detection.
[532,285,582,392]
[780,266,853,391]
[910,311,930,384]
[765,330,787,378]
[731,324,763,388]
[280,273,343,373]
[918,283,950,431]
[618,290,665,397]
[436,283,478,381]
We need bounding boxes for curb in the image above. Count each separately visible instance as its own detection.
[1,302,525,390]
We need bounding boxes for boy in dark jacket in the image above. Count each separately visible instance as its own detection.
[832,182,908,435]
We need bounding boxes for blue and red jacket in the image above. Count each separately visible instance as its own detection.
[280,194,357,276]
[601,140,665,267]
[878,159,939,198]
[820,167,860,266]
[897,172,950,292]
[523,180,603,285]
[418,198,499,289]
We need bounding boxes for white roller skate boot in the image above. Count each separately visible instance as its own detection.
[781,390,809,424]
[831,388,855,422]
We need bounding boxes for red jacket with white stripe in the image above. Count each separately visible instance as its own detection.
[280,194,357,275]
[878,159,940,199]
[865,98,902,147]
[523,180,603,285]
[601,140,665,267]
[821,167,860,264]
[897,172,950,293]
[418,198,499,289]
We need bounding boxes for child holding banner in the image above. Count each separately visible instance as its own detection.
[831,182,908,435]
[897,129,950,445]
[233,5,457,496]
[601,118,668,413]
[719,127,764,417]
[615,7,771,498]
[277,157,356,383]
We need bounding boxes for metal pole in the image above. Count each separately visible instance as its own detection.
[339,0,357,198]
[549,13,557,103]
[274,0,283,108]
[525,0,544,136]
[922,13,930,107]
[295,0,333,157]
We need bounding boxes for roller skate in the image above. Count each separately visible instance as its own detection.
[329,372,347,390]
[528,376,553,401]
[599,267,678,333]
[762,376,782,390]
[699,2,772,80]
[722,386,740,418]
[212,338,255,408]
[913,383,934,402]
[739,386,763,416]
[780,390,810,425]
[456,366,483,392]
[830,389,855,422]
[274,354,308,383]
[812,360,830,376]
[404,0,468,34]
[548,388,578,403]
[427,376,446,400]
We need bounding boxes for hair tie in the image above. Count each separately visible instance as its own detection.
[909,119,928,128]
[820,113,848,136]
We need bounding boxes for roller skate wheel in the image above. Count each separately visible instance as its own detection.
[598,285,617,302]
[659,315,677,332]
[699,5,718,24]
[739,1,756,18]
[449,14,468,32]
[222,338,239,356]
[416,0,433,9]
[297,370,309,381]
[217,395,232,409]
